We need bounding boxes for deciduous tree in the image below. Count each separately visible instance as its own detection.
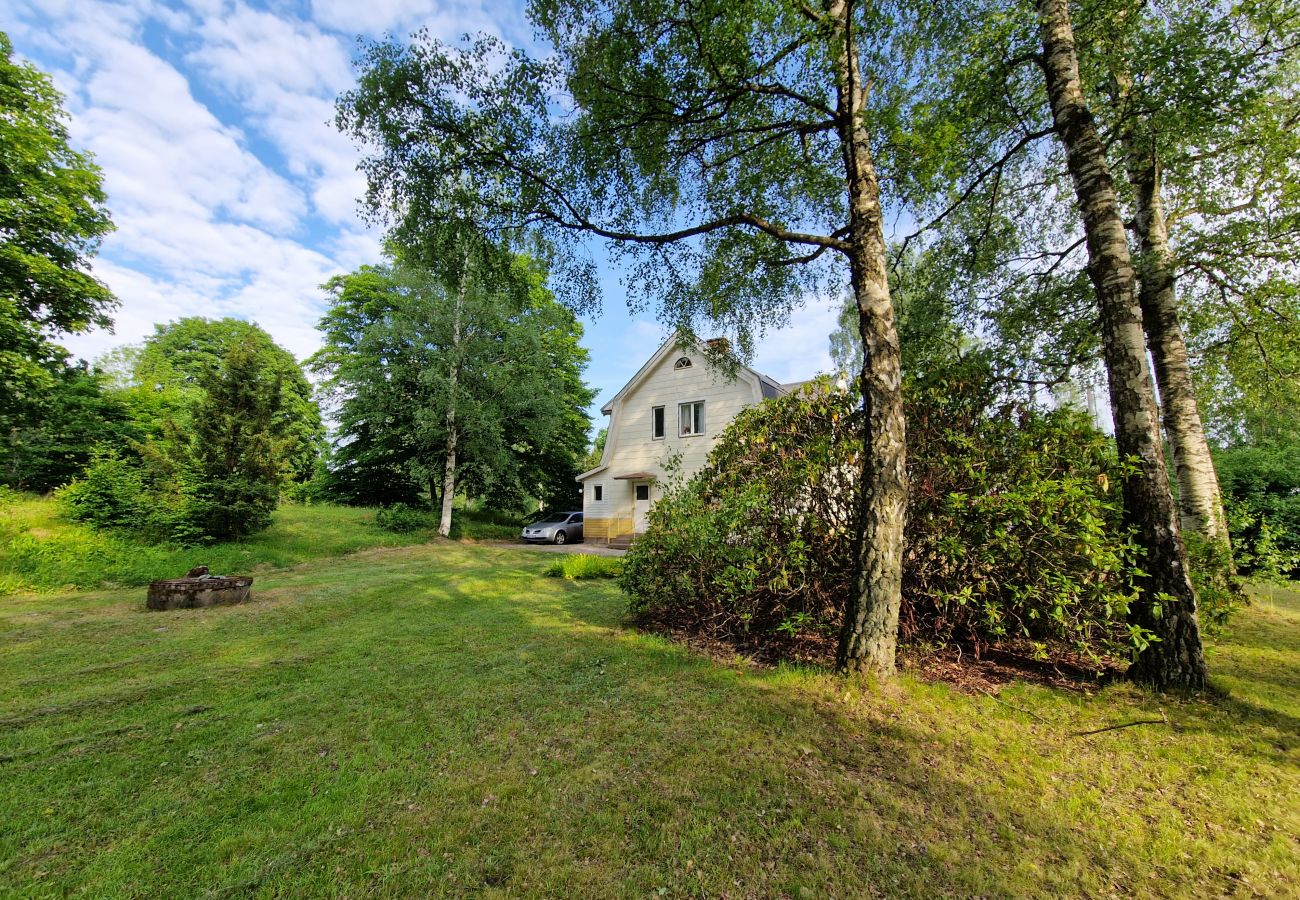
[312,251,593,528]
[129,317,324,485]
[339,0,940,677]
[1032,0,1207,687]
[0,30,115,459]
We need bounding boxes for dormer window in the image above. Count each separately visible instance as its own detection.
[674,357,692,369]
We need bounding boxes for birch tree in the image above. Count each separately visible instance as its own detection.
[883,0,1297,685]
[1032,0,1208,687]
[339,0,947,677]
[1093,0,1299,548]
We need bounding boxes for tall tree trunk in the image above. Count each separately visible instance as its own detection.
[438,268,466,538]
[1035,0,1208,689]
[829,0,908,679]
[1122,140,1231,546]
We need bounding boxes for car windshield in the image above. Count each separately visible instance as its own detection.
[533,517,567,526]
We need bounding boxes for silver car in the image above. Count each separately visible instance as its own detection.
[520,511,584,545]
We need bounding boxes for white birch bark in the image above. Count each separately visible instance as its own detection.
[827,0,909,679]
[1035,0,1207,688]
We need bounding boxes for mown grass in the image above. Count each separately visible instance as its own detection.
[1,540,1295,898]
[543,553,623,580]
[0,497,519,595]
[0,497,447,595]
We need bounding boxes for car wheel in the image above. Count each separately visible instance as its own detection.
[553,530,567,545]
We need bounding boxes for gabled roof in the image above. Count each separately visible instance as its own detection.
[599,336,789,415]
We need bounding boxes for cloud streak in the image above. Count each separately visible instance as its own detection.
[10,0,840,419]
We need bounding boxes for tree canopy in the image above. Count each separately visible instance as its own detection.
[338,0,953,676]
[311,250,594,515]
[0,30,116,462]
[128,317,325,484]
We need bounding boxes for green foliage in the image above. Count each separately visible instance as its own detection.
[0,32,118,486]
[53,446,144,530]
[623,367,1142,663]
[544,553,622,580]
[580,427,607,474]
[1214,443,1300,579]
[54,446,194,543]
[128,317,324,484]
[0,497,444,595]
[1182,532,1246,630]
[375,503,438,534]
[337,2,937,346]
[0,32,115,364]
[54,339,288,545]
[185,338,285,541]
[311,252,593,511]
[1,359,137,492]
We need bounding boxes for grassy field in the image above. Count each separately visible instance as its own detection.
[0,498,514,595]
[1,541,1297,898]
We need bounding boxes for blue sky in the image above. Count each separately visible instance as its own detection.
[6,0,842,426]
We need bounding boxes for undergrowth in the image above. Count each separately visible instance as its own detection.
[544,554,623,580]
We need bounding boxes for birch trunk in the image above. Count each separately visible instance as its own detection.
[1035,0,1207,688]
[829,1,908,679]
[1123,144,1231,545]
[438,268,466,538]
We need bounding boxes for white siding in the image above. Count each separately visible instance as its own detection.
[581,345,766,531]
[582,478,613,518]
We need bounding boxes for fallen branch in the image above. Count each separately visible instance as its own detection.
[1072,711,1170,737]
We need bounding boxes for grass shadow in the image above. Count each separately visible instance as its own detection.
[1,542,1296,898]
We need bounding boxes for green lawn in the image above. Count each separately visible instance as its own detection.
[0,499,501,595]
[1,541,1296,898]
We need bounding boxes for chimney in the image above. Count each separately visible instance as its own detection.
[704,337,732,356]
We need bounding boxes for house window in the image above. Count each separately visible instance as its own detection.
[635,484,650,501]
[679,401,704,436]
[651,405,665,440]
[674,357,692,369]
[593,485,603,501]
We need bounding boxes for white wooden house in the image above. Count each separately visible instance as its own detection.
[577,337,806,546]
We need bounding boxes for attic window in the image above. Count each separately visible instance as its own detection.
[674,357,692,369]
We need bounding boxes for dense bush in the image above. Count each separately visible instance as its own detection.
[56,447,196,543]
[622,365,1144,663]
[1214,443,1300,579]
[54,447,146,530]
[375,502,438,533]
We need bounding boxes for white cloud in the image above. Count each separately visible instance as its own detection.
[309,0,520,41]
[191,4,354,96]
[185,4,369,224]
[7,0,379,366]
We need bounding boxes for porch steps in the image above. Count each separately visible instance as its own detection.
[607,535,637,551]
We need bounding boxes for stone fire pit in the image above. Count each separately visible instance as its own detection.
[147,574,253,610]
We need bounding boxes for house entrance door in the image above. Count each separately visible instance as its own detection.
[633,483,651,533]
